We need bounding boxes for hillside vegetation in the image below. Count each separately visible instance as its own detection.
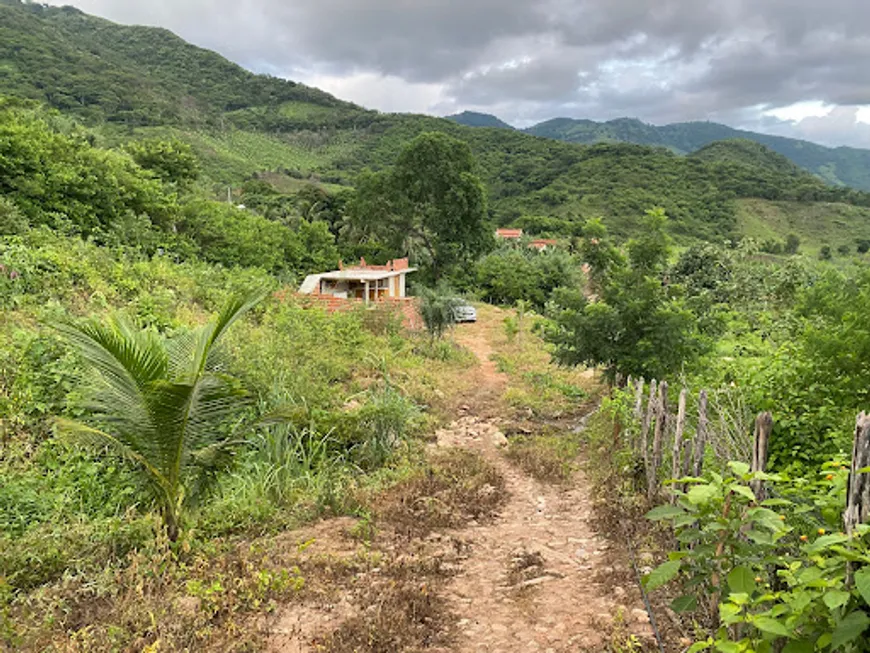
[3,0,870,246]
[455,111,870,192]
[446,111,515,130]
[0,0,348,126]
[524,115,870,191]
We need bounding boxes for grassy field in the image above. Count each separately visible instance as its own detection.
[102,125,363,186]
[736,198,870,255]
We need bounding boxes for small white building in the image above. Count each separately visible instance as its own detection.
[298,258,416,304]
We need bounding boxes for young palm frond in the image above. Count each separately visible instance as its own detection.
[56,290,265,541]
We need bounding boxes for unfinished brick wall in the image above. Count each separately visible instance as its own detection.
[277,291,423,330]
[342,257,410,272]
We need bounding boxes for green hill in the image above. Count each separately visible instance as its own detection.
[527,117,666,148]
[689,139,806,176]
[523,116,870,191]
[446,111,515,130]
[0,0,352,126]
[733,198,870,255]
[3,0,870,246]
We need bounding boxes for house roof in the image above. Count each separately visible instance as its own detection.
[298,274,323,294]
[496,228,523,239]
[318,267,417,282]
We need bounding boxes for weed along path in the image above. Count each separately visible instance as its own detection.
[267,308,656,653]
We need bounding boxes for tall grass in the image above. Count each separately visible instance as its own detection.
[252,423,348,505]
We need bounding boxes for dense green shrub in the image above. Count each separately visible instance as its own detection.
[645,461,870,652]
[124,138,199,187]
[475,247,581,309]
[418,287,461,341]
[0,99,173,236]
[0,196,28,235]
[671,243,733,301]
[177,200,339,277]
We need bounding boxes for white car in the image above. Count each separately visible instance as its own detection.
[452,302,477,323]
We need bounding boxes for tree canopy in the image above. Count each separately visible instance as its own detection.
[545,208,709,382]
[348,132,492,280]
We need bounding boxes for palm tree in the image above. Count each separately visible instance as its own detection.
[56,291,264,541]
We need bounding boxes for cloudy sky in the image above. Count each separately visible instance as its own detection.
[44,0,870,147]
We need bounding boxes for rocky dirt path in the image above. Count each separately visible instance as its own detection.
[433,322,655,652]
[268,316,656,652]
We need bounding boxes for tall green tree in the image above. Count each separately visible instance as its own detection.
[578,217,624,292]
[56,291,264,541]
[545,208,708,382]
[349,132,492,280]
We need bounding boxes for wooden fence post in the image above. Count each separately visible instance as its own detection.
[670,388,688,502]
[649,381,668,501]
[681,439,693,490]
[751,412,773,501]
[641,379,657,470]
[845,413,870,535]
[631,377,644,451]
[633,377,645,422]
[692,390,708,477]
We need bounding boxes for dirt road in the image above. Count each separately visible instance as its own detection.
[268,315,656,652]
[433,322,654,652]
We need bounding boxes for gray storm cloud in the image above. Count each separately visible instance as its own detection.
[44,0,870,146]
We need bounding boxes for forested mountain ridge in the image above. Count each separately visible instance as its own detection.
[3,0,870,249]
[444,111,870,192]
[0,0,352,126]
[523,116,870,191]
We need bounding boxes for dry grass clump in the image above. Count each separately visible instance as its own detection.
[4,539,308,652]
[319,556,456,653]
[375,449,507,538]
[504,432,581,484]
[506,549,546,587]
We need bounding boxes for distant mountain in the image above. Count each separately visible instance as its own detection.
[522,116,870,191]
[447,111,515,130]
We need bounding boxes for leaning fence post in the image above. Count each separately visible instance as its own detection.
[670,388,688,503]
[649,381,668,501]
[692,390,708,477]
[750,412,773,501]
[845,413,870,536]
[641,379,657,471]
